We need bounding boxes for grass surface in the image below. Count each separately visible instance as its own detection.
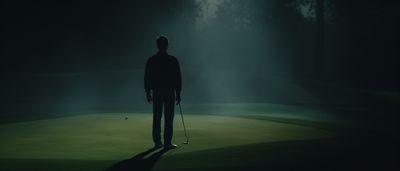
[0,113,331,170]
[0,111,396,171]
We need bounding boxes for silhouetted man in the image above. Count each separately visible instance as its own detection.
[144,36,182,149]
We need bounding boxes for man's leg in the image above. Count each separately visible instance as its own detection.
[164,91,175,146]
[152,93,163,146]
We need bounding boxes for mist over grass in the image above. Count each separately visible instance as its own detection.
[0,66,387,124]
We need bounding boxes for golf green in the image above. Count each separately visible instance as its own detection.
[0,113,331,170]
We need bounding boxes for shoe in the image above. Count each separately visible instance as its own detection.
[164,144,178,149]
[154,143,163,149]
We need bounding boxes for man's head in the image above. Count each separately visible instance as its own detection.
[157,36,169,52]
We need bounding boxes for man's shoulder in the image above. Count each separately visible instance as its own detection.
[149,54,158,59]
[168,55,178,61]
[147,55,158,62]
[148,53,178,62]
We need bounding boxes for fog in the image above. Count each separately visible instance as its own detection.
[0,0,398,121]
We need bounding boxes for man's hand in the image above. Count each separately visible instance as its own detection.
[146,92,152,103]
[176,94,181,105]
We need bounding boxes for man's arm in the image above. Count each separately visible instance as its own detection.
[174,58,182,104]
[144,59,152,102]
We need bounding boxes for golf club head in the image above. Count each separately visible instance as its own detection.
[183,141,188,144]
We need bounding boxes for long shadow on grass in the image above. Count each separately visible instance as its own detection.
[105,147,169,171]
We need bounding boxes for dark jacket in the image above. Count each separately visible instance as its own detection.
[144,52,182,93]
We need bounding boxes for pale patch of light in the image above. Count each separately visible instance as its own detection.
[195,0,227,29]
[297,1,316,20]
[295,0,335,22]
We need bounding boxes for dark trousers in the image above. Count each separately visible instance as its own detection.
[152,90,175,145]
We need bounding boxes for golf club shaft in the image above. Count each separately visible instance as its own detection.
[178,103,189,142]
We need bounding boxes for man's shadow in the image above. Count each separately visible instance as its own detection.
[105,147,170,171]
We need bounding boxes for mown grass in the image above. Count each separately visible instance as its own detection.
[0,113,332,170]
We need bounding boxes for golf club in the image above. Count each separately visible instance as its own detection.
[178,103,189,144]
